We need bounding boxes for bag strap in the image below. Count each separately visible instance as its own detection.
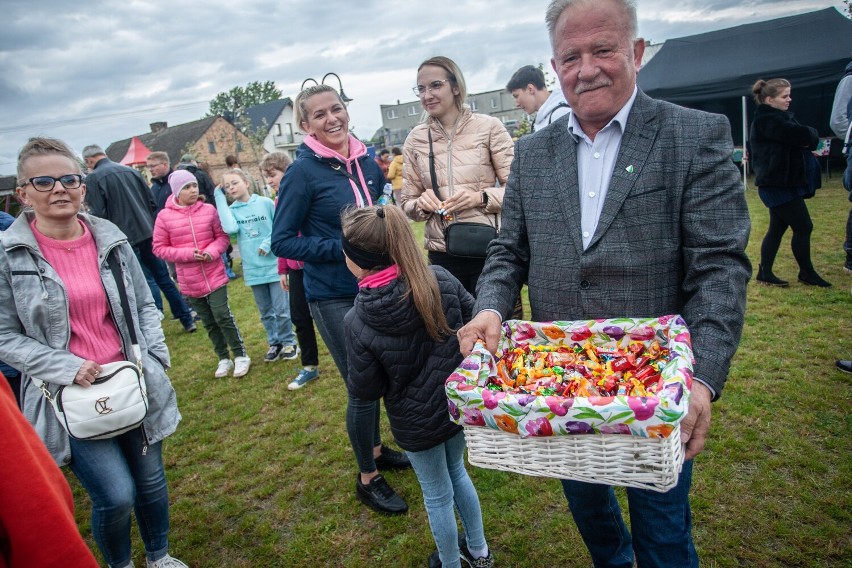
[427,129,443,200]
[546,102,570,125]
[327,162,370,207]
[107,250,143,370]
[33,248,143,399]
[427,128,499,232]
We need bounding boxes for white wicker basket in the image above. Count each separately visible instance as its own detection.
[464,424,684,492]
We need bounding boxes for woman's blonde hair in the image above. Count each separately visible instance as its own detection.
[341,205,452,340]
[751,78,790,105]
[17,137,81,185]
[294,84,345,133]
[418,56,467,113]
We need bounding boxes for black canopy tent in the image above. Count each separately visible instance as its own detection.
[637,8,852,146]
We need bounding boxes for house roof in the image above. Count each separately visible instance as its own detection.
[106,116,219,166]
[0,175,16,197]
[242,98,292,136]
[637,8,852,102]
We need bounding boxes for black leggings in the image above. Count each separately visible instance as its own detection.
[761,197,815,275]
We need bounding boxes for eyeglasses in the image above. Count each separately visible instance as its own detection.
[22,174,83,192]
[146,162,166,170]
[413,79,450,97]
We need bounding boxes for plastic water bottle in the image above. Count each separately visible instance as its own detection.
[377,183,394,205]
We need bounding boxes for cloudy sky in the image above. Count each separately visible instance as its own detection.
[0,0,841,175]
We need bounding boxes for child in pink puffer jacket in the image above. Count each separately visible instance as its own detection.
[153,170,250,379]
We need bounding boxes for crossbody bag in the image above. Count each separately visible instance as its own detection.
[34,251,148,440]
[427,129,498,258]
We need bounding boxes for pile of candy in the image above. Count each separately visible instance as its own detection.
[492,341,671,398]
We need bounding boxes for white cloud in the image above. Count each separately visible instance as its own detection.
[0,0,843,173]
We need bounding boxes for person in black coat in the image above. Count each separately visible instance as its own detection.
[749,78,831,287]
[342,205,494,568]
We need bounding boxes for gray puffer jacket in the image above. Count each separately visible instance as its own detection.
[0,212,181,466]
[344,266,474,452]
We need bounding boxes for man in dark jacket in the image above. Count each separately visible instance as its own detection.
[82,145,196,332]
[146,151,175,215]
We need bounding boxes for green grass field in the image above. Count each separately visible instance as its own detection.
[70,177,851,567]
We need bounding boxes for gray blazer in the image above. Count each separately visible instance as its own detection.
[475,91,751,399]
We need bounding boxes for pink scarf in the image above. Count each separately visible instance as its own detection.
[304,134,373,208]
[358,265,399,289]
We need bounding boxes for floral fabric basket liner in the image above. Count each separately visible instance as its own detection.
[446,315,694,490]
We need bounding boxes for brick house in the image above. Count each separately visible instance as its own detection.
[105,117,263,187]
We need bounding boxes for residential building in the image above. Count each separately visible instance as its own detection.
[105,117,262,186]
[377,89,527,149]
[241,98,304,160]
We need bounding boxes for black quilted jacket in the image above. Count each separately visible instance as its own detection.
[344,266,474,452]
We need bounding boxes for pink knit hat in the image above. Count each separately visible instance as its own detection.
[168,170,197,198]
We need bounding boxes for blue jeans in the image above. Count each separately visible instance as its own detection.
[134,237,192,327]
[309,297,382,473]
[561,460,697,568]
[69,430,171,567]
[251,281,296,347]
[138,258,164,312]
[406,431,487,568]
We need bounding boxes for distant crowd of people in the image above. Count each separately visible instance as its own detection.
[1,0,850,566]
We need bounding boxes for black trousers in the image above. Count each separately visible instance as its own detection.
[288,269,319,367]
[428,251,524,319]
[760,197,816,275]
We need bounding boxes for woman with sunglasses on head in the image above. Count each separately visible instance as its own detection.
[0,138,186,568]
[271,84,411,516]
[400,55,514,298]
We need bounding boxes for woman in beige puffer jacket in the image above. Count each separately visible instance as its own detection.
[400,55,514,295]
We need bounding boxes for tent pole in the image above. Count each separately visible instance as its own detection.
[742,96,748,191]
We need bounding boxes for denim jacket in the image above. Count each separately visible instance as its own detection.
[0,212,181,466]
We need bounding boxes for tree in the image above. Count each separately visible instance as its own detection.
[845,0,851,18]
[206,80,282,121]
[537,63,557,89]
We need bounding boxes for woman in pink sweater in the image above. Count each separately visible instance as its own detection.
[153,170,249,379]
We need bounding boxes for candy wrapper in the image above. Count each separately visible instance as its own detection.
[446,316,694,439]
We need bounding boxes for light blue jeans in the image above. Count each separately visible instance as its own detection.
[251,281,296,347]
[69,430,170,567]
[406,431,487,568]
[561,460,697,568]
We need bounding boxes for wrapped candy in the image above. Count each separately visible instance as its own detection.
[486,342,671,398]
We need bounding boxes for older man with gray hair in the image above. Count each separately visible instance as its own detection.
[457,1,751,565]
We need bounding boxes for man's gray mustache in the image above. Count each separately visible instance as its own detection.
[575,81,612,94]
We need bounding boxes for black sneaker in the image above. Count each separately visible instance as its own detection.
[374,445,412,470]
[355,474,408,515]
[836,360,852,374]
[460,540,494,568]
[264,345,283,363]
[183,321,197,333]
[428,531,467,568]
[798,272,832,288]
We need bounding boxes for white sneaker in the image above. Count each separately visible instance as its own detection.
[233,356,251,378]
[214,359,233,378]
[147,554,188,568]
